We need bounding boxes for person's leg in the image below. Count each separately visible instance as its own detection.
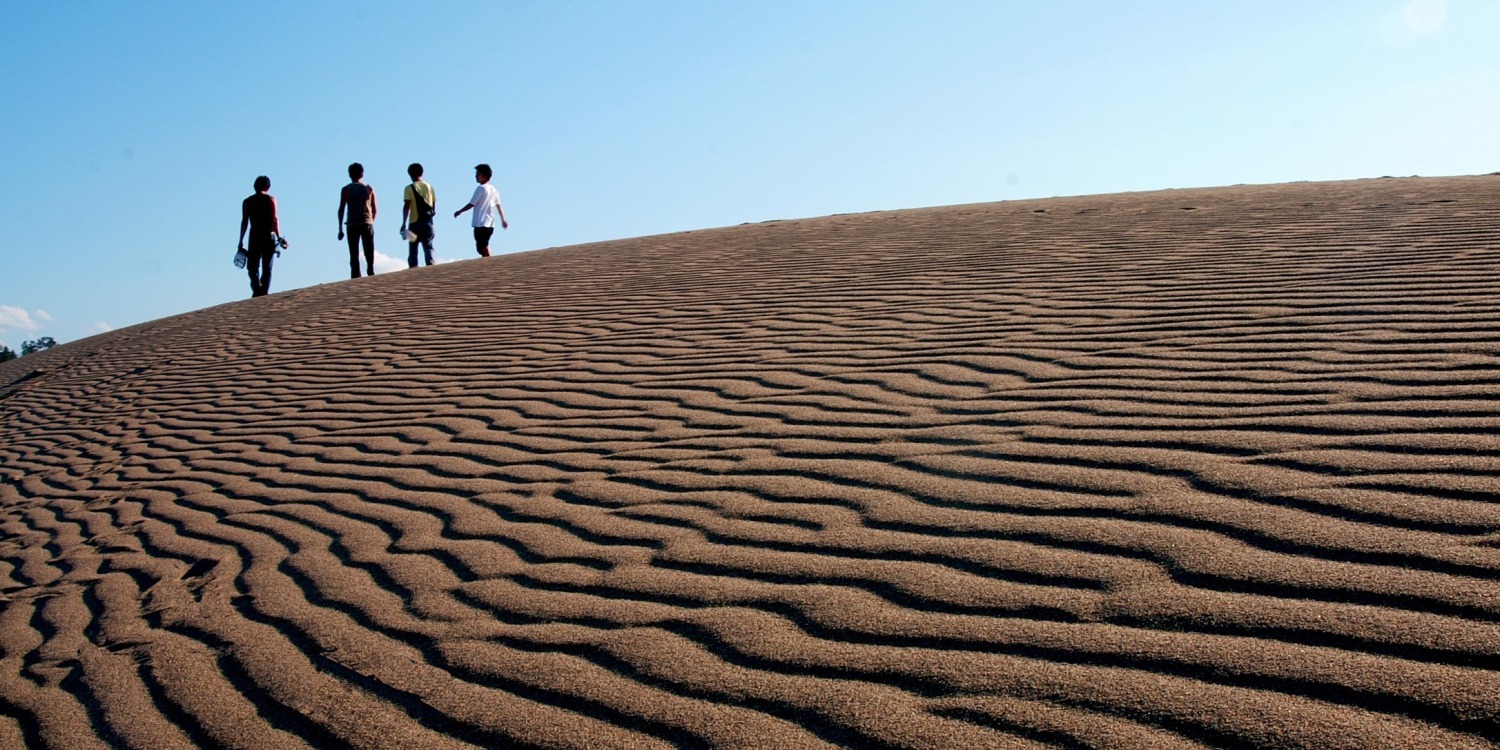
[248,238,272,296]
[474,227,493,258]
[360,226,376,275]
[260,252,274,295]
[408,235,419,268]
[247,252,262,296]
[347,229,361,278]
[419,221,435,265]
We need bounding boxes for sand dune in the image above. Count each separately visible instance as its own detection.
[2,176,1499,749]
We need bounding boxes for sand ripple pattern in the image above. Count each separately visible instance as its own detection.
[2,177,1500,749]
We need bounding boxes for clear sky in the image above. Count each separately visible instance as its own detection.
[2,1,1496,349]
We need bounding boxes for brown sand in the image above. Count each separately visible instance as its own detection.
[2,176,1499,749]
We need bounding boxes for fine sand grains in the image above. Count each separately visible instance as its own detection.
[2,176,1500,748]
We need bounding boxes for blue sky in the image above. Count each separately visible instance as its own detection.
[2,1,1496,349]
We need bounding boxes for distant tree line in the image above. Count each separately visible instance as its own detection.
[0,337,56,362]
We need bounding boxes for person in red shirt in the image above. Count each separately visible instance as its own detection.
[238,175,283,297]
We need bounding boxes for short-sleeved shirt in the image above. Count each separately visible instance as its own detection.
[404,181,436,224]
[469,183,501,228]
[343,181,374,226]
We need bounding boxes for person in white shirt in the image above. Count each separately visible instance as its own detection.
[453,163,508,257]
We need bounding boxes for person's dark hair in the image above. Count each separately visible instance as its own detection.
[475,163,493,179]
[408,163,423,179]
[253,175,271,192]
[348,162,364,179]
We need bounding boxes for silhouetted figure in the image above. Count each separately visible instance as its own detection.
[338,162,378,278]
[239,176,283,297]
[402,163,437,267]
[454,163,508,257]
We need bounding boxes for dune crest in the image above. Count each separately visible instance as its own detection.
[3,176,1500,748]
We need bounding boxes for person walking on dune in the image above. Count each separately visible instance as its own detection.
[401,163,437,268]
[337,162,378,278]
[238,175,286,297]
[453,163,508,258]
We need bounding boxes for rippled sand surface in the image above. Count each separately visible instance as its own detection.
[3,176,1499,749]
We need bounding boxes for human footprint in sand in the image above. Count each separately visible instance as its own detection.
[453,163,508,257]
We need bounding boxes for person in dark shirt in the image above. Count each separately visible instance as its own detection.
[238,176,283,297]
[337,162,378,278]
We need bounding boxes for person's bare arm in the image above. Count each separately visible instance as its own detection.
[240,201,250,249]
[370,188,377,222]
[337,186,349,239]
[271,196,282,238]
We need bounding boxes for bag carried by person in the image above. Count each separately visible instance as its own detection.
[234,247,248,269]
[411,183,436,221]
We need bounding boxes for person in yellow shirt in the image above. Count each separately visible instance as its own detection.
[401,163,437,268]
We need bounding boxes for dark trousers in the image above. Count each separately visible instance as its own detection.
[407,220,435,267]
[347,223,375,277]
[473,226,494,257]
[247,236,274,297]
